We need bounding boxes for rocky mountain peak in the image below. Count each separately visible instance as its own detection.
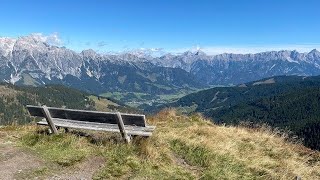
[182,50,207,57]
[309,49,320,55]
[307,49,320,62]
[194,50,207,56]
[0,37,15,57]
[1,35,320,92]
[81,49,98,60]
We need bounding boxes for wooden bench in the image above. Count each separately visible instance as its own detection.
[26,105,155,143]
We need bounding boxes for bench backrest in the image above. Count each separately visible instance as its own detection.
[26,105,147,127]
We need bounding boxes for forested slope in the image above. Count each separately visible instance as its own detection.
[161,75,320,150]
[0,83,132,125]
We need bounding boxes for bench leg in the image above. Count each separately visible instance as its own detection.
[41,105,59,135]
[116,112,131,143]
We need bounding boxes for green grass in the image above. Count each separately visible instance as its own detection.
[175,104,199,114]
[157,90,194,103]
[100,92,149,101]
[100,92,126,100]
[170,139,266,180]
[17,128,195,179]
[93,141,195,179]
[94,144,137,178]
[170,139,211,167]
[20,132,92,166]
[99,89,201,108]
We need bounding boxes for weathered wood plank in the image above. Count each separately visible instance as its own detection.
[27,105,45,117]
[27,105,145,117]
[37,119,153,136]
[41,106,59,134]
[37,118,155,131]
[26,105,146,126]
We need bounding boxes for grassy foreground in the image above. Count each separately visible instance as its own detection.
[1,110,320,179]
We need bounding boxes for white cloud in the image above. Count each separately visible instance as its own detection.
[17,32,320,56]
[97,41,108,47]
[30,32,63,46]
[150,48,163,52]
[111,47,166,57]
[137,48,165,56]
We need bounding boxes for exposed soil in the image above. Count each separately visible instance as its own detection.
[0,139,43,180]
[0,134,105,180]
[49,156,105,180]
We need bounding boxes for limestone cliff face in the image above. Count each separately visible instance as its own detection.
[1,35,320,93]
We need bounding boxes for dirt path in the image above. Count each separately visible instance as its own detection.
[0,139,44,180]
[0,134,105,180]
[49,156,105,180]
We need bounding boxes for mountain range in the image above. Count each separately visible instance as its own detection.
[1,35,320,95]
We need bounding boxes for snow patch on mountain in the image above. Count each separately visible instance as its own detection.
[0,37,15,57]
[10,74,21,84]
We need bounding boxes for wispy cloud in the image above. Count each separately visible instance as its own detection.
[19,33,320,55]
[97,41,108,47]
[134,47,166,57]
[30,32,63,46]
[170,44,320,55]
[150,48,163,52]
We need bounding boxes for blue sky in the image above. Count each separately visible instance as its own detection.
[0,0,320,54]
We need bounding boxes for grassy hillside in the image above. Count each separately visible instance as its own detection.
[0,83,135,125]
[1,110,319,179]
[159,75,320,150]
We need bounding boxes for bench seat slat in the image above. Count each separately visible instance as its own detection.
[50,118,155,131]
[37,119,155,136]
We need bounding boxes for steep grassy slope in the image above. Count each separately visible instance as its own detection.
[1,110,319,179]
[212,88,320,150]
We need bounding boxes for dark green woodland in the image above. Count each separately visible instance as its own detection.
[160,75,320,150]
